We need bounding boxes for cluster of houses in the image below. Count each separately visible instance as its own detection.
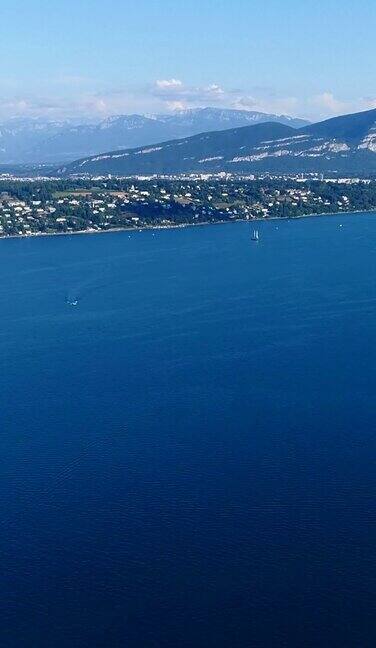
[0,194,57,235]
[0,174,372,237]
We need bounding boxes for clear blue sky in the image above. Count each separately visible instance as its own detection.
[0,0,375,121]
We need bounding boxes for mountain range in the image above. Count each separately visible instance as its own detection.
[0,108,309,164]
[60,108,376,176]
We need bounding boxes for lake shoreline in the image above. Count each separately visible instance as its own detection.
[1,208,375,242]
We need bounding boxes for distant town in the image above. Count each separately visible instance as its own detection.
[0,172,376,238]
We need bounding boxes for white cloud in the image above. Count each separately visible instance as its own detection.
[311,92,347,114]
[233,94,299,116]
[302,92,376,120]
[0,79,374,123]
[151,79,228,109]
[363,97,376,110]
[155,79,183,89]
[165,100,186,111]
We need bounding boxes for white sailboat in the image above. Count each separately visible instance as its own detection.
[251,229,259,241]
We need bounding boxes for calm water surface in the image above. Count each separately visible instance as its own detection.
[0,215,375,647]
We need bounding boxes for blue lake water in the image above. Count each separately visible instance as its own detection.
[0,215,375,647]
